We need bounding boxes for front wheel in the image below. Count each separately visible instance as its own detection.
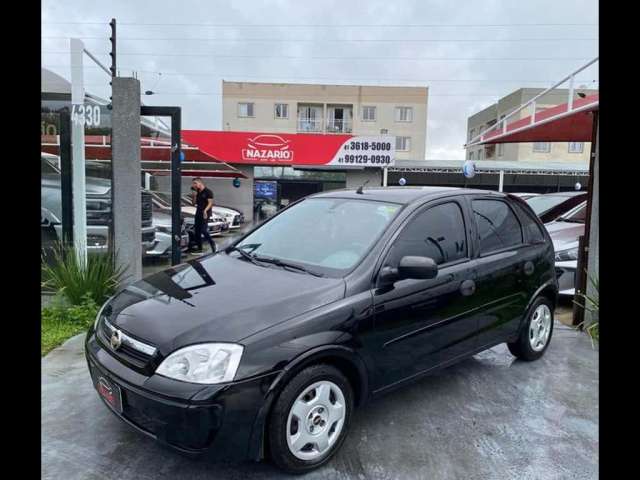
[508,297,554,361]
[267,364,353,474]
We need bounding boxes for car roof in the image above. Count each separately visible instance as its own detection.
[310,186,507,205]
[540,191,586,197]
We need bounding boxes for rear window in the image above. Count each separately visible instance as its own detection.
[472,199,523,254]
[525,195,570,215]
[512,202,546,244]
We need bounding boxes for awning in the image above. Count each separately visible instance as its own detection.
[40,135,247,178]
[468,93,599,145]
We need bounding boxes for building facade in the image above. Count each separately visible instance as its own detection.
[222,81,429,161]
[466,87,598,162]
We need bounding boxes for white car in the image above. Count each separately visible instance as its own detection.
[145,210,189,257]
[545,201,587,297]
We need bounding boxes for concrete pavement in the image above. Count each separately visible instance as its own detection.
[42,325,598,480]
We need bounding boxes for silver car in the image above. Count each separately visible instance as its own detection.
[545,201,587,296]
[145,210,189,257]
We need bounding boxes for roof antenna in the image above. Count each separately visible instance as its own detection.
[356,180,369,195]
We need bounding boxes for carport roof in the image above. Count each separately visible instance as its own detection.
[391,159,589,175]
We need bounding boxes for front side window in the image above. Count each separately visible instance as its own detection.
[362,106,376,121]
[533,142,551,153]
[395,106,413,122]
[235,198,402,275]
[274,103,288,119]
[472,199,523,254]
[238,102,254,118]
[386,202,467,266]
[396,136,411,151]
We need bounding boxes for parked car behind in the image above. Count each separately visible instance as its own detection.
[525,191,587,224]
[41,155,155,253]
[510,192,539,200]
[544,201,587,296]
[86,187,557,474]
[144,209,189,258]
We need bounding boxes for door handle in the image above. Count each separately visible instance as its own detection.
[460,279,476,296]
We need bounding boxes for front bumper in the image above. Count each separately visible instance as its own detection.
[84,329,278,461]
[145,232,189,257]
[555,260,577,296]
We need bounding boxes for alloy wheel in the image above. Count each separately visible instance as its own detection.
[529,304,552,352]
[286,380,346,461]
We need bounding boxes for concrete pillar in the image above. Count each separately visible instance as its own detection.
[111,77,142,284]
[585,121,599,325]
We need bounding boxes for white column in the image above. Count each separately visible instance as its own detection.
[70,38,87,265]
[382,167,388,187]
[498,170,504,192]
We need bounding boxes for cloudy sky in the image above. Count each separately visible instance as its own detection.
[42,0,598,160]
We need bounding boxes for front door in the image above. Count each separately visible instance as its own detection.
[371,200,480,393]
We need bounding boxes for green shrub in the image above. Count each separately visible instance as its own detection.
[41,242,126,305]
[41,293,99,356]
[574,270,599,345]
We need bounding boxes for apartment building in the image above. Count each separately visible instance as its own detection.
[466,87,598,162]
[222,81,428,160]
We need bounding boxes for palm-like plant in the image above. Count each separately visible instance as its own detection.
[41,242,127,305]
[573,270,599,345]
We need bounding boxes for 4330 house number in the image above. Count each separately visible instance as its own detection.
[71,104,101,127]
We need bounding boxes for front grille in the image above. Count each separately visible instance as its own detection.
[97,318,155,372]
[141,192,153,227]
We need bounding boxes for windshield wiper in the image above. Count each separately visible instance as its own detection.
[252,255,325,277]
[227,246,266,267]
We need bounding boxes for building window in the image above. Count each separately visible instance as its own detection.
[469,128,476,141]
[396,136,411,151]
[497,143,504,157]
[395,106,413,122]
[362,106,376,122]
[533,142,551,153]
[274,103,288,119]
[238,102,254,118]
[568,142,584,153]
[469,151,474,160]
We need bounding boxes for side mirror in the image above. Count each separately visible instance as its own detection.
[398,256,438,280]
[378,256,438,286]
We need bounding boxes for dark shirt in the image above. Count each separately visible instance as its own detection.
[195,187,214,217]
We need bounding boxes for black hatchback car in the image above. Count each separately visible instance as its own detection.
[86,187,558,474]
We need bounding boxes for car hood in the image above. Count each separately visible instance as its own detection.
[105,253,346,353]
[545,221,584,250]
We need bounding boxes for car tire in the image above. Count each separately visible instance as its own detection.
[267,364,353,474]
[508,296,554,361]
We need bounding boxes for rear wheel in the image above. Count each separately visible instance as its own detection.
[508,297,554,361]
[268,364,353,474]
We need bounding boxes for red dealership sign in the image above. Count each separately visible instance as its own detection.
[182,130,396,167]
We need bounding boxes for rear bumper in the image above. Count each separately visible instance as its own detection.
[84,329,278,461]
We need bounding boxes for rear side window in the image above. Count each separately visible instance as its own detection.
[512,202,546,244]
[387,202,467,265]
[472,199,523,254]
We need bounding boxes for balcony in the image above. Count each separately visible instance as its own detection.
[326,118,352,133]
[297,118,323,132]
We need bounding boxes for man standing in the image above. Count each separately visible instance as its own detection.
[189,177,216,253]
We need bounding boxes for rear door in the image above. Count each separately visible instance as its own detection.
[468,196,530,347]
[371,198,479,392]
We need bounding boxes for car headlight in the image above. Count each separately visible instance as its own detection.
[156,343,244,384]
[555,246,578,261]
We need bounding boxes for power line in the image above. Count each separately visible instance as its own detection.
[42,64,599,84]
[42,51,594,61]
[42,35,599,43]
[41,21,598,27]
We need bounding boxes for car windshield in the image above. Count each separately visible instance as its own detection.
[526,195,570,215]
[234,197,402,276]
